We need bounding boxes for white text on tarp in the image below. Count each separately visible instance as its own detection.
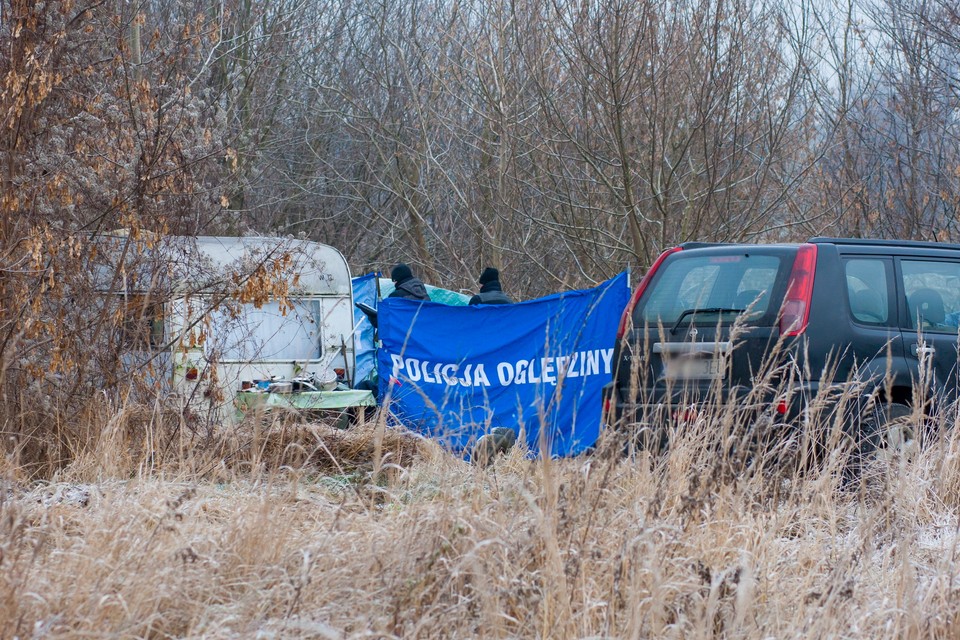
[389,348,613,388]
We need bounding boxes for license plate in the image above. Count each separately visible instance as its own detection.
[662,356,725,380]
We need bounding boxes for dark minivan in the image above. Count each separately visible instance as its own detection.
[605,237,960,454]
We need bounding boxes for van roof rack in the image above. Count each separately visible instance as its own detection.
[808,237,960,251]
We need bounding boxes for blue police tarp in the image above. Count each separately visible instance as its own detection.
[351,273,381,387]
[377,273,630,457]
[352,274,471,388]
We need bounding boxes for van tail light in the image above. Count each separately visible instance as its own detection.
[618,247,683,340]
[779,243,818,337]
[185,367,199,381]
[673,407,701,423]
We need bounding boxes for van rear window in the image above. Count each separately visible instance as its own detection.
[638,254,783,325]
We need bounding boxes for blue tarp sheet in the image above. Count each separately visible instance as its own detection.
[351,274,471,387]
[351,273,381,387]
[377,273,630,457]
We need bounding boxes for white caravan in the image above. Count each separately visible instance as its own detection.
[97,234,358,413]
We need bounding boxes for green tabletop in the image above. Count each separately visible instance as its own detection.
[235,389,376,415]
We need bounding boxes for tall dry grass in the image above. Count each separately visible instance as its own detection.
[3,389,960,638]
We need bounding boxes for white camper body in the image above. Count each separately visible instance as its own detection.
[98,235,357,411]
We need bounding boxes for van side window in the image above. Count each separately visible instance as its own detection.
[844,259,890,325]
[900,260,960,331]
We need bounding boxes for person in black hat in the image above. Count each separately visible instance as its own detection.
[387,263,430,301]
[469,267,514,305]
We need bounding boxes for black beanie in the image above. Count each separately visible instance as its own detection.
[391,263,413,283]
[478,267,499,285]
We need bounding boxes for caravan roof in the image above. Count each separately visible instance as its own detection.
[94,235,352,296]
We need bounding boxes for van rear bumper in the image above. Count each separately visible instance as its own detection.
[602,380,826,429]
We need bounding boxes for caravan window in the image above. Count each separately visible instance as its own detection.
[208,298,324,361]
[119,294,165,349]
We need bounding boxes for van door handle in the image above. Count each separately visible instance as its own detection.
[912,343,936,356]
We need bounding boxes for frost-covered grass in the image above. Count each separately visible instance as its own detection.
[3,408,960,638]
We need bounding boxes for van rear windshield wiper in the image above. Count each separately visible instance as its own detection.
[670,307,744,334]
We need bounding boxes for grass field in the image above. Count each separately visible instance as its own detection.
[3,406,960,639]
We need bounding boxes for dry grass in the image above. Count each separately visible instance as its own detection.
[3,398,960,639]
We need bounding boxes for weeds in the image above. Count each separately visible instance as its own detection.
[2,367,960,637]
